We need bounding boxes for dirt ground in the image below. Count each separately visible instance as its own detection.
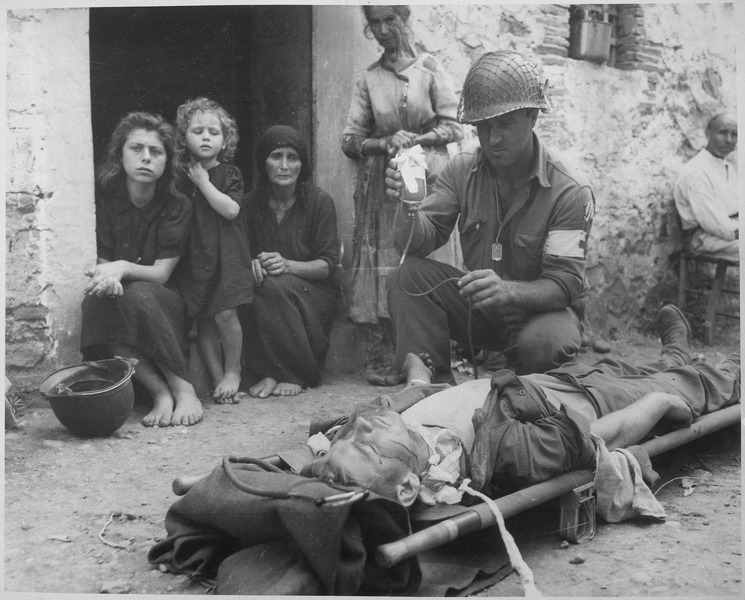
[4,330,742,597]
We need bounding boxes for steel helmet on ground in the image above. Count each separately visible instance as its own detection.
[457,50,551,124]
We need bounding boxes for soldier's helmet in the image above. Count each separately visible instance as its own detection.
[457,50,551,124]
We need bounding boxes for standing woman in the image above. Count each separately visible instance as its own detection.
[242,125,340,398]
[80,112,202,427]
[342,5,463,382]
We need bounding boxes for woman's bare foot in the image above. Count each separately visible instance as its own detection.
[214,370,241,404]
[249,377,277,398]
[271,382,303,397]
[402,353,435,388]
[166,377,203,426]
[142,392,174,427]
[170,390,203,426]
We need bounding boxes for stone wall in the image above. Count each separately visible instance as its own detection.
[5,9,96,388]
[410,3,737,335]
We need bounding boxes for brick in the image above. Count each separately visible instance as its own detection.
[13,305,49,321]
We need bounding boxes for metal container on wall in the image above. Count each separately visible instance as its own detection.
[569,20,612,63]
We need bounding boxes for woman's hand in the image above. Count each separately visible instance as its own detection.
[84,261,127,297]
[257,251,290,277]
[252,258,266,286]
[186,161,210,189]
[387,130,417,153]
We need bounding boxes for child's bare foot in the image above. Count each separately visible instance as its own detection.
[249,377,277,398]
[271,382,303,397]
[214,370,241,404]
[142,392,174,427]
[403,353,435,388]
[170,390,203,426]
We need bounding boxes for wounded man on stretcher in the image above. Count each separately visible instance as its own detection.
[148,305,740,595]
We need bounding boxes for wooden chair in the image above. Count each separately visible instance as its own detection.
[677,252,739,345]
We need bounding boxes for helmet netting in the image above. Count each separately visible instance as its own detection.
[457,51,550,124]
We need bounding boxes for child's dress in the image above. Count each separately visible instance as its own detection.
[176,163,253,318]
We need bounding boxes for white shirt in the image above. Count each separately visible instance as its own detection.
[674,148,739,241]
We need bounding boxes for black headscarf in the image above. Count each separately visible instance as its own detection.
[255,125,311,186]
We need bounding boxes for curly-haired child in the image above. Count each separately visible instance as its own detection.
[173,97,253,404]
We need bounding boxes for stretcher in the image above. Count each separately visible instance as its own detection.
[171,404,741,571]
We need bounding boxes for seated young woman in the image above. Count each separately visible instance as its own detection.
[80,112,202,427]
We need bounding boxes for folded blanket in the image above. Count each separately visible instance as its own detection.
[147,463,420,595]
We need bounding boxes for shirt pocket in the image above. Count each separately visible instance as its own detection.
[515,231,543,262]
[459,215,486,236]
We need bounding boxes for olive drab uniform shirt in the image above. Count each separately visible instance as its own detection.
[394,133,595,316]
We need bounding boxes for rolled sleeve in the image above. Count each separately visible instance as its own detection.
[540,184,594,303]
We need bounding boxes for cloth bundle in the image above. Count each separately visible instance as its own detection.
[147,464,419,595]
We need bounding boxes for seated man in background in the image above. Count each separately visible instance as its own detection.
[303,305,739,506]
[674,112,739,263]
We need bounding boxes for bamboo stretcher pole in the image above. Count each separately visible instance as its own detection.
[375,404,741,569]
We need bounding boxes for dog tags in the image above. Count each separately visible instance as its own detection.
[492,242,503,262]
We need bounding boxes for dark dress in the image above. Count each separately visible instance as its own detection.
[241,183,340,387]
[80,187,194,381]
[175,163,254,319]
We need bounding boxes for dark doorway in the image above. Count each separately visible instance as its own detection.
[89,5,312,187]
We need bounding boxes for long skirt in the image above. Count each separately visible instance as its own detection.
[80,281,191,382]
[242,275,339,388]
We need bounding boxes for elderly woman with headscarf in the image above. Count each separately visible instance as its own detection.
[241,125,341,398]
[342,5,463,382]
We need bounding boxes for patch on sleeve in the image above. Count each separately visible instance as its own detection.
[545,230,588,258]
[584,198,595,222]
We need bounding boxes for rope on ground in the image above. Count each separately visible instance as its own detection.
[460,480,543,598]
[98,513,129,549]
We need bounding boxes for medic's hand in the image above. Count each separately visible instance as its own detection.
[385,160,403,201]
[458,270,513,309]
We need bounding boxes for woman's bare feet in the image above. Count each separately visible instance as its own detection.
[214,370,241,404]
[142,392,174,427]
[271,382,303,397]
[171,390,203,426]
[163,371,203,426]
[249,377,277,398]
[402,353,436,388]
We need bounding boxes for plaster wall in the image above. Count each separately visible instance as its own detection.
[312,6,379,270]
[5,8,95,386]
